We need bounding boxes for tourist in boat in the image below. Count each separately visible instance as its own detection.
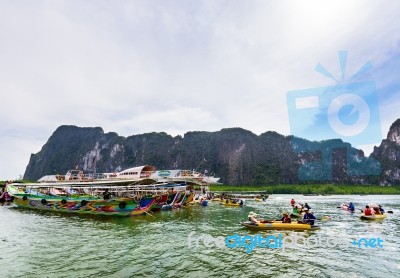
[248,211,260,224]
[290,198,296,206]
[301,208,316,226]
[239,199,244,206]
[348,202,355,212]
[378,205,385,214]
[0,191,12,204]
[363,205,373,216]
[281,212,291,223]
[103,189,111,200]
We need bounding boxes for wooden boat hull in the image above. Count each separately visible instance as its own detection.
[241,221,320,231]
[12,195,155,217]
[360,214,387,220]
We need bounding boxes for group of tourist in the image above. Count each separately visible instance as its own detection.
[363,204,385,215]
[247,198,317,226]
[290,198,312,214]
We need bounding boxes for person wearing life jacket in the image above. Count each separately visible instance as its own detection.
[364,205,373,216]
[302,208,316,226]
[290,199,296,206]
[378,205,385,214]
[281,212,291,223]
[348,202,355,212]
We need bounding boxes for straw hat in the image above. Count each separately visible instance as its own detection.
[282,211,289,215]
[303,207,309,211]
[248,211,258,217]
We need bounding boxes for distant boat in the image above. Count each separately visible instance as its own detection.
[151,169,221,185]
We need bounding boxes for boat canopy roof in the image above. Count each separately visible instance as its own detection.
[118,165,155,174]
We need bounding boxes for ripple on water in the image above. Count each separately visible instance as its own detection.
[1,195,400,277]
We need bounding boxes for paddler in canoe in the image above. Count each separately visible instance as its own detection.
[290,204,304,218]
[360,204,387,220]
[281,211,291,223]
[299,208,316,226]
[348,202,355,212]
[340,202,355,212]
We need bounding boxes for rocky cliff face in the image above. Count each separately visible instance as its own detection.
[371,119,400,185]
[24,120,400,185]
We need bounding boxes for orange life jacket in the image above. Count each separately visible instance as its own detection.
[364,208,372,215]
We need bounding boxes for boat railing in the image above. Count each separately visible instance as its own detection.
[10,183,188,196]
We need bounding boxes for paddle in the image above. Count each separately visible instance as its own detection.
[141,208,155,217]
[318,215,332,221]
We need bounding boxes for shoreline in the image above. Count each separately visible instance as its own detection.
[210,184,400,195]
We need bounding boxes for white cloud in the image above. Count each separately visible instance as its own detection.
[0,0,399,179]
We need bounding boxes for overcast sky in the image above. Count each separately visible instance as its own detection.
[1,0,399,180]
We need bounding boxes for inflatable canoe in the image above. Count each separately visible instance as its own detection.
[360,214,387,220]
[341,204,355,212]
[241,221,320,231]
[211,198,221,202]
[220,201,243,207]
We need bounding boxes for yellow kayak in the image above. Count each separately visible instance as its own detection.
[241,221,320,231]
[254,198,263,202]
[220,201,243,207]
[360,214,387,220]
[212,198,221,202]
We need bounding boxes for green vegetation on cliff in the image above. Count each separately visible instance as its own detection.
[211,184,400,195]
[23,119,400,186]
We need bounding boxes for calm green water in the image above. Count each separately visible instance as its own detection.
[1,195,399,277]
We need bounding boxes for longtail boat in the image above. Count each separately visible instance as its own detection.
[7,183,158,216]
[6,165,199,217]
